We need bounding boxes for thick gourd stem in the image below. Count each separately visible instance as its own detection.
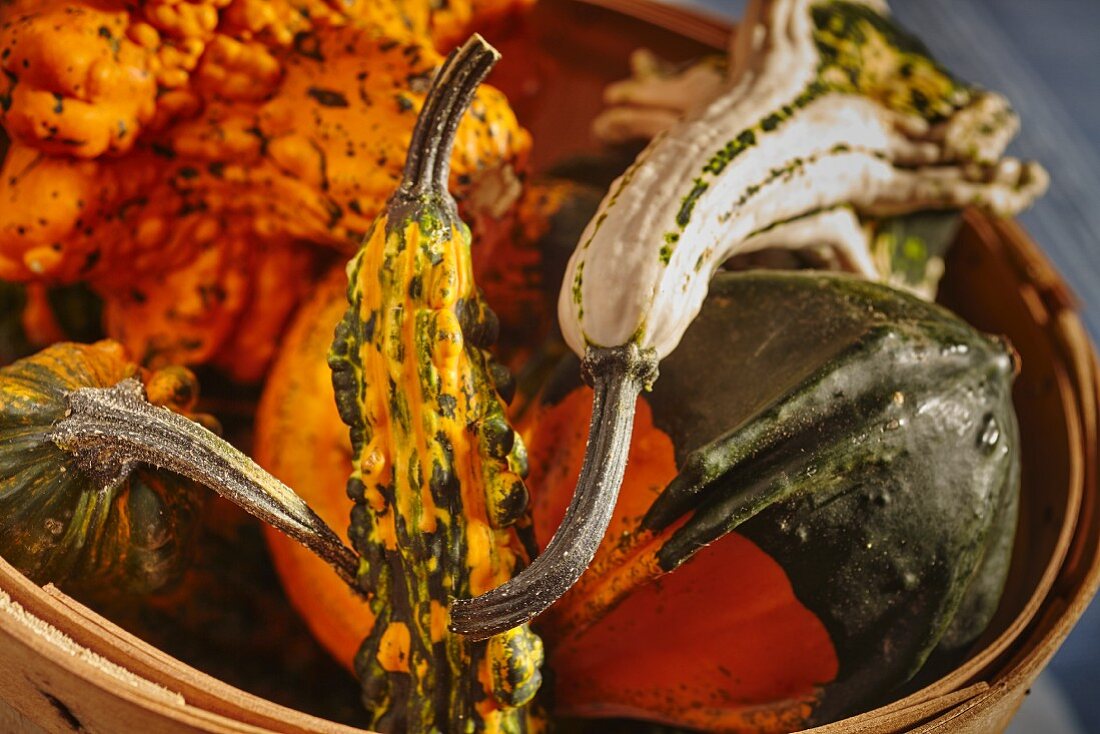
[449,344,657,639]
[50,379,360,589]
[400,34,500,197]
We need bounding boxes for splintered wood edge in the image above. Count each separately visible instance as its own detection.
[0,587,184,707]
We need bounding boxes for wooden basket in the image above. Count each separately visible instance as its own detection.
[1,1,1097,732]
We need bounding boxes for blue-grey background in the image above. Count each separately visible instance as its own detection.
[664,1,1099,731]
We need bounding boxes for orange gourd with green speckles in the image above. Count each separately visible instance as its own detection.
[327,36,543,732]
[254,174,600,673]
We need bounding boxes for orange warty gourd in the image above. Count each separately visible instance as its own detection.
[0,0,532,380]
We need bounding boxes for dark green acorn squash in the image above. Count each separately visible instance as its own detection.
[522,270,1019,732]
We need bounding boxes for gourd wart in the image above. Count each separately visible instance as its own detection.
[448,0,1047,638]
[0,1,531,382]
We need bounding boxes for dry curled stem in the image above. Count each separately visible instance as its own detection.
[51,378,359,588]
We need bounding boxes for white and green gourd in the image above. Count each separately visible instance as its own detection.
[449,0,1048,638]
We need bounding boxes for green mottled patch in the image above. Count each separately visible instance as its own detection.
[871,210,961,295]
[704,129,757,176]
[676,179,710,229]
[572,261,585,317]
[660,232,680,265]
[812,1,970,123]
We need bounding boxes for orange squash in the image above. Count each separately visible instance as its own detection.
[521,386,838,733]
[254,268,369,670]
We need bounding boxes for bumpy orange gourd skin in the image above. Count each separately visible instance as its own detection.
[0,2,158,158]
[0,0,532,381]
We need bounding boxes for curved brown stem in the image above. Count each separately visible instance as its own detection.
[50,378,361,591]
[448,344,657,640]
[400,34,500,197]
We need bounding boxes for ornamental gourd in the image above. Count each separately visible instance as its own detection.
[253,175,601,672]
[523,271,1019,731]
[448,0,1046,638]
[0,341,205,596]
[327,36,543,732]
[0,0,532,380]
[0,338,360,606]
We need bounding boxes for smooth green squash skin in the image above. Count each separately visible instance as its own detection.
[0,341,205,598]
[531,271,1019,729]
